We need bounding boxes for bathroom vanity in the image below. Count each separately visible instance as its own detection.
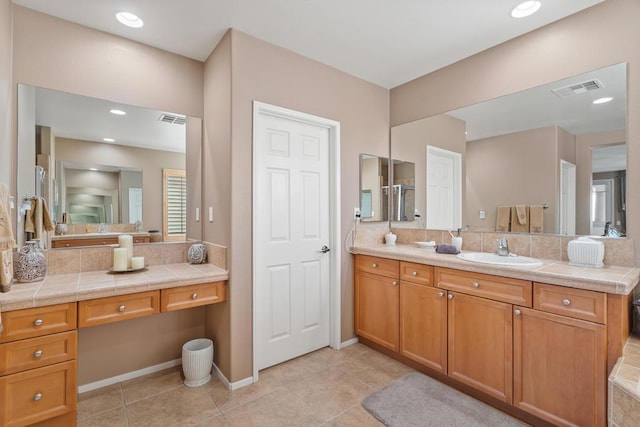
[0,264,227,426]
[352,245,638,427]
[51,232,151,248]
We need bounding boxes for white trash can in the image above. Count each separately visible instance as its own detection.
[182,338,213,387]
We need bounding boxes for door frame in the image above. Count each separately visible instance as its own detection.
[559,160,576,235]
[425,145,462,230]
[251,101,341,382]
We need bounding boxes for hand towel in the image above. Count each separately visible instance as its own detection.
[24,197,54,247]
[435,244,460,254]
[495,206,510,232]
[529,205,544,233]
[0,184,16,298]
[510,205,529,233]
[515,205,528,225]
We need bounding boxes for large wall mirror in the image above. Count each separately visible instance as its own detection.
[391,62,627,237]
[17,84,202,246]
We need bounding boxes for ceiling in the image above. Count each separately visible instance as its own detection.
[13,0,604,89]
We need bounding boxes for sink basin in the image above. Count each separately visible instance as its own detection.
[457,252,543,267]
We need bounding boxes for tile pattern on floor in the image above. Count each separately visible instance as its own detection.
[76,343,430,426]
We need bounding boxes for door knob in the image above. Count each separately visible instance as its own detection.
[320,245,330,253]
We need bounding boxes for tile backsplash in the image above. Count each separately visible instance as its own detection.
[354,226,636,267]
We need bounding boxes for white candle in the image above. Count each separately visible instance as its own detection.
[131,256,145,270]
[118,234,133,267]
[113,248,128,271]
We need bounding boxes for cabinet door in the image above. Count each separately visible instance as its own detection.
[447,292,512,403]
[513,306,606,427]
[400,281,447,372]
[355,271,399,351]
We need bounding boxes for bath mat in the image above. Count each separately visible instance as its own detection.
[361,372,527,426]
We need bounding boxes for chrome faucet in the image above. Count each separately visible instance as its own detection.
[496,237,510,256]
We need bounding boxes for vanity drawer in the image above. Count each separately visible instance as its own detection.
[435,267,532,306]
[52,237,118,248]
[534,283,606,324]
[78,291,160,328]
[0,304,77,344]
[355,255,399,279]
[0,331,77,376]
[0,360,77,427]
[400,262,433,286]
[161,281,227,312]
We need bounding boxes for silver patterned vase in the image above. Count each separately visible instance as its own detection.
[14,240,48,282]
[187,244,207,264]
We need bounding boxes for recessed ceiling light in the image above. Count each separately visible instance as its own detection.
[110,109,127,115]
[116,12,144,28]
[593,97,613,104]
[89,168,98,171]
[103,138,115,142]
[511,1,542,18]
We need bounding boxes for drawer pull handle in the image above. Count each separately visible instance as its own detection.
[412,271,418,276]
[33,350,43,358]
[515,309,522,316]
[34,319,43,327]
[392,281,398,286]
[562,299,571,306]
[438,292,444,298]
[65,243,70,247]
[372,263,377,268]
[448,294,453,300]
[191,293,198,299]
[118,305,126,312]
[33,393,43,401]
[472,282,479,288]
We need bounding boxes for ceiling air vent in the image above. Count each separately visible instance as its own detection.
[551,79,604,98]
[158,113,187,125]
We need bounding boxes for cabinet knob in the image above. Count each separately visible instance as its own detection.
[33,393,43,401]
[515,309,522,316]
[392,281,397,286]
[472,282,479,288]
[34,319,43,327]
[65,243,70,247]
[562,299,571,306]
[33,350,43,358]
[101,241,106,244]
[191,293,198,299]
[118,305,126,312]
[447,294,453,300]
[412,271,418,276]
[438,292,444,298]
[372,263,377,268]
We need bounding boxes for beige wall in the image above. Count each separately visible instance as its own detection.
[466,127,558,232]
[575,130,626,234]
[390,0,640,262]
[202,29,389,382]
[56,138,185,232]
[391,114,466,228]
[0,0,11,185]
[11,6,205,384]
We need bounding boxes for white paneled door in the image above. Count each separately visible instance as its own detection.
[254,105,334,372]
[426,145,462,231]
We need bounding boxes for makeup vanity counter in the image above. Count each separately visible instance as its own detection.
[51,232,152,248]
[0,263,228,426]
[351,243,639,427]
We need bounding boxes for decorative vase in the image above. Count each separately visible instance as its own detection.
[14,240,47,283]
[188,244,207,264]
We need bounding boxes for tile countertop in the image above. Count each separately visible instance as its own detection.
[51,232,151,241]
[0,263,229,313]
[352,244,640,295]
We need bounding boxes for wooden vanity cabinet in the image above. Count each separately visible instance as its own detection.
[354,256,400,351]
[0,303,78,427]
[513,283,607,427]
[51,235,150,248]
[399,262,447,372]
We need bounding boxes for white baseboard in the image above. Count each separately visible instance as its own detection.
[339,337,359,349]
[78,358,182,394]
[212,363,253,390]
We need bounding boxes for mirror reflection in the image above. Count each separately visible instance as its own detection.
[390,63,627,236]
[17,84,194,246]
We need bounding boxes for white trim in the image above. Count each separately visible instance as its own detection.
[211,363,254,390]
[252,101,341,382]
[425,145,462,230]
[340,337,359,349]
[78,358,182,394]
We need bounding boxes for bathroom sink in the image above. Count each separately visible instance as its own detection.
[457,252,543,267]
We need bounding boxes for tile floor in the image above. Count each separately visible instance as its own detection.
[77,343,414,426]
